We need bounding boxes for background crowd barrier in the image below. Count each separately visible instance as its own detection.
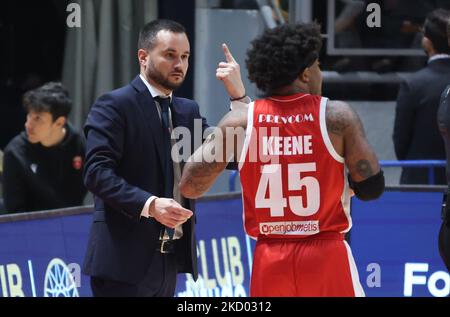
[0,187,448,297]
[378,160,446,185]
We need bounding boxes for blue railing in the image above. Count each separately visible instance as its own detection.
[379,160,446,185]
[228,160,446,191]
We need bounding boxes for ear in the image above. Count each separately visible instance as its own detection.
[422,36,434,54]
[299,68,311,83]
[138,49,149,67]
[54,116,66,127]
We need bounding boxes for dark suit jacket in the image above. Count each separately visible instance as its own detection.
[393,58,450,185]
[82,76,208,284]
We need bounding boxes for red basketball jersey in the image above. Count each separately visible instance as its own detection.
[239,93,352,239]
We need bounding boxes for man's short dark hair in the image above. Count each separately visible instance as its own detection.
[424,8,450,54]
[138,19,186,51]
[246,22,322,94]
[23,82,72,121]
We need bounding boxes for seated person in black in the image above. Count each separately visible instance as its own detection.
[2,82,86,213]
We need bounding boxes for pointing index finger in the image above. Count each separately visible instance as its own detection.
[222,43,236,64]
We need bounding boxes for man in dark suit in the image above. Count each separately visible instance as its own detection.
[438,85,450,273]
[82,19,246,297]
[436,19,450,274]
[393,9,450,185]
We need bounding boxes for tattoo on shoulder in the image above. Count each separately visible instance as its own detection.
[356,159,374,178]
[326,101,356,136]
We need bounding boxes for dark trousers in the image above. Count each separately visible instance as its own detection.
[90,252,177,297]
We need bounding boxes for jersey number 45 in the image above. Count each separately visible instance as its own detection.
[255,163,320,217]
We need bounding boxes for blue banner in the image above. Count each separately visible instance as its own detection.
[175,197,255,297]
[0,190,448,297]
[0,213,92,297]
[351,191,448,297]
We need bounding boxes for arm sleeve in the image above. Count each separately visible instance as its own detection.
[348,170,385,201]
[393,81,416,160]
[140,195,157,218]
[2,150,28,212]
[83,95,152,222]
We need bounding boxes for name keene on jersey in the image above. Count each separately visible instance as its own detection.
[262,135,313,156]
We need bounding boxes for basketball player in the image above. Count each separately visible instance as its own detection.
[180,23,385,296]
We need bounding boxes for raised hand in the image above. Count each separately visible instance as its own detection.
[216,43,246,100]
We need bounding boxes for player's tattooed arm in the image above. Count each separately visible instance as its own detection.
[180,108,247,198]
[180,134,224,196]
[327,100,381,182]
[326,100,352,136]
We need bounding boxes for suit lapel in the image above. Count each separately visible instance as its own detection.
[130,78,193,173]
[132,77,166,170]
[170,97,188,130]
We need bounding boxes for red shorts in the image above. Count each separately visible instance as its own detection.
[250,232,365,297]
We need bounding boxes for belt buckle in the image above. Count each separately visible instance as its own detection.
[160,240,171,254]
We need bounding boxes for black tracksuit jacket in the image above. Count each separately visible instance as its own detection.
[2,125,86,213]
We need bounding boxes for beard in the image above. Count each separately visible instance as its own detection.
[146,60,185,91]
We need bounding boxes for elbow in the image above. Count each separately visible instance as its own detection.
[83,168,93,192]
[179,180,202,199]
[350,170,385,201]
[355,186,384,201]
[83,164,100,194]
[179,174,208,199]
